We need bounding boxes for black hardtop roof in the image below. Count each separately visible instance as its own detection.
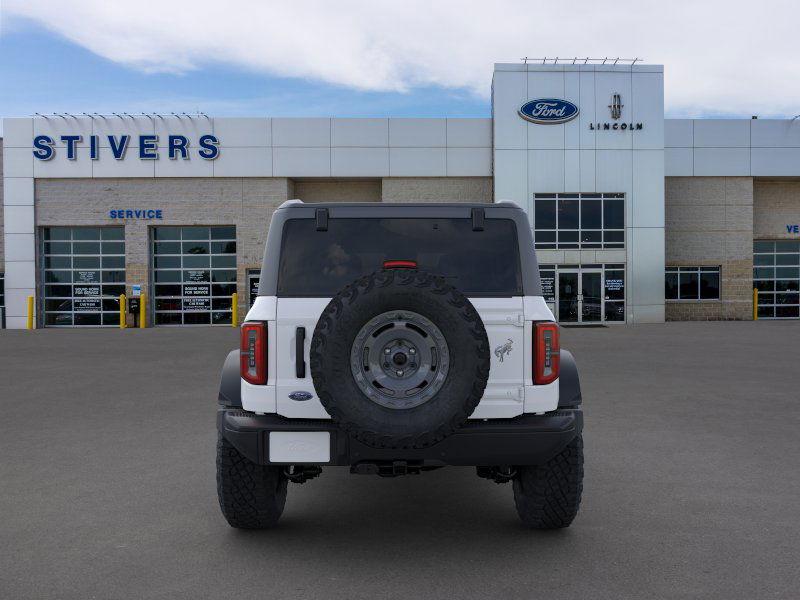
[275,201,523,218]
[278,201,522,209]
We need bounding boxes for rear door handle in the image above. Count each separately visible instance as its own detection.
[295,327,306,378]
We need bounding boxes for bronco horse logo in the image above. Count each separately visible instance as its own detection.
[494,338,514,362]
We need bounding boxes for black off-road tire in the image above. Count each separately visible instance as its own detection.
[512,435,584,529]
[310,269,490,450]
[216,433,288,529]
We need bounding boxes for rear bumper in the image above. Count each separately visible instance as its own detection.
[217,408,583,467]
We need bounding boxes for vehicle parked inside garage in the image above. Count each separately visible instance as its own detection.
[216,200,584,529]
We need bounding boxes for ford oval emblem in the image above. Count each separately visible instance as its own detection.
[519,98,579,124]
[289,391,313,402]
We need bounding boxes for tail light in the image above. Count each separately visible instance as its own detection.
[533,322,560,385]
[240,322,267,385]
[382,260,418,269]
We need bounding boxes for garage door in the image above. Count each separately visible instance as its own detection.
[41,227,126,327]
[151,226,237,326]
[753,240,800,319]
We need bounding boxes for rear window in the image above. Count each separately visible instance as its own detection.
[277,218,522,296]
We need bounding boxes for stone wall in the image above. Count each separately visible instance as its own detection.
[381,177,492,203]
[294,180,381,203]
[35,177,293,325]
[32,175,490,327]
[664,176,753,320]
[753,180,800,240]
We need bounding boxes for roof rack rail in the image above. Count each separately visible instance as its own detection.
[278,199,304,209]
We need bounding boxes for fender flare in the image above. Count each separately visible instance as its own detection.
[218,349,242,408]
[558,349,582,408]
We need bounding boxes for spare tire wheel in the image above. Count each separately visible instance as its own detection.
[309,269,490,449]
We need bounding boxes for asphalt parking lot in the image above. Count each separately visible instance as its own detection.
[1,321,799,599]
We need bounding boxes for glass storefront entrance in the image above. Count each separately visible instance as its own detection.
[541,264,626,324]
[151,226,237,326]
[557,270,602,323]
[753,241,800,319]
[40,227,126,327]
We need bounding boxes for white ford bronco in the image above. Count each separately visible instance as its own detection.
[216,201,584,529]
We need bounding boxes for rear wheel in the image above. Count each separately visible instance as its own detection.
[216,434,288,529]
[512,435,584,529]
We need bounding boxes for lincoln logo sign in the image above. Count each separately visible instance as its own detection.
[518,99,579,124]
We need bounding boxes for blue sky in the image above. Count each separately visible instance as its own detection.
[2,0,798,136]
[0,21,490,135]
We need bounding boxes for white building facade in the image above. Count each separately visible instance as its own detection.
[2,62,799,328]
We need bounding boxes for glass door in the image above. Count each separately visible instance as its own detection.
[558,272,579,322]
[581,271,603,323]
[41,226,126,327]
[151,226,237,326]
[547,264,625,324]
[557,269,604,323]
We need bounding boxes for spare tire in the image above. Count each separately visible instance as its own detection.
[310,268,490,449]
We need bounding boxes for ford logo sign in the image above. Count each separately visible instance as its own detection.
[289,391,313,402]
[519,99,579,124]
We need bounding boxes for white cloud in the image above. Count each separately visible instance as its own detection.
[4,0,799,117]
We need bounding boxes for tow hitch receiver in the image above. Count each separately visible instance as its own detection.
[283,465,322,484]
[350,461,443,477]
[476,466,517,484]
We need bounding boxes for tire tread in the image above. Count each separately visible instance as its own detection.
[512,435,584,529]
[216,434,287,529]
[310,269,490,450]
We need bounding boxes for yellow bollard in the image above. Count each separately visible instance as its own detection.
[120,294,127,329]
[27,295,34,330]
[139,293,146,328]
[753,288,758,321]
[231,293,239,327]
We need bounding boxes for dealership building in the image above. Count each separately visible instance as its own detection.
[1,61,799,328]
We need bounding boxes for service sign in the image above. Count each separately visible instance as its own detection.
[249,276,260,307]
[187,270,208,283]
[184,284,210,297]
[76,270,99,283]
[519,99,579,124]
[75,285,99,296]
[183,297,210,311]
[75,298,101,312]
[540,275,555,302]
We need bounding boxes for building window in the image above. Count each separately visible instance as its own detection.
[247,269,261,308]
[151,226,237,326]
[539,264,556,303]
[533,193,625,250]
[753,241,800,319]
[604,264,626,321]
[665,266,720,301]
[40,227,126,327]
